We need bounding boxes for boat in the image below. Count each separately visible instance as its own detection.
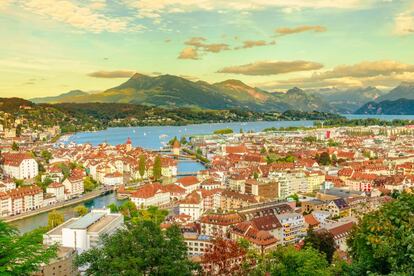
[159,134,168,139]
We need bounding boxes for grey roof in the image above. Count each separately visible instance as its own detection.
[67,212,105,229]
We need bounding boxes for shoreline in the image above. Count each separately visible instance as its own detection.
[3,187,113,223]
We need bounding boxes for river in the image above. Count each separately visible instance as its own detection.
[13,115,414,233]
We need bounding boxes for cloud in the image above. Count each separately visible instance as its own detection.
[19,0,140,33]
[217,60,323,76]
[87,70,136,78]
[394,4,414,35]
[240,40,276,49]
[275,25,327,36]
[185,37,229,53]
[178,47,199,60]
[256,60,414,90]
[123,0,372,19]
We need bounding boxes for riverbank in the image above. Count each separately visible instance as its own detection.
[4,187,112,223]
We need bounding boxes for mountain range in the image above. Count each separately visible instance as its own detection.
[31,74,414,114]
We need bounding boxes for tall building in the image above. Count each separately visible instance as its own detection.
[1,152,38,179]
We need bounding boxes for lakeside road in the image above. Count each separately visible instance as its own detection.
[3,187,112,223]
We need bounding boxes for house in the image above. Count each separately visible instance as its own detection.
[163,184,187,200]
[176,176,200,194]
[199,213,243,237]
[179,191,204,221]
[327,198,351,218]
[0,185,43,216]
[102,172,123,186]
[325,221,354,251]
[63,170,84,198]
[46,182,65,201]
[244,179,278,200]
[230,220,278,254]
[130,182,170,207]
[2,152,38,179]
[276,213,306,245]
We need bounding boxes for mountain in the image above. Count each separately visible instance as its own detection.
[30,73,335,112]
[355,98,414,115]
[307,86,386,113]
[31,90,88,104]
[376,82,414,102]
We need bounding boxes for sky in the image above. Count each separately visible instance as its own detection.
[1,0,414,99]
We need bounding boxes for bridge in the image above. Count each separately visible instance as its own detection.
[177,171,198,177]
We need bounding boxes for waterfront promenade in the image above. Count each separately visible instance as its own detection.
[3,186,113,223]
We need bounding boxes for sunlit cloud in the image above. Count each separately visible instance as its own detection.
[275,25,327,36]
[217,60,324,76]
[178,47,199,60]
[87,70,136,78]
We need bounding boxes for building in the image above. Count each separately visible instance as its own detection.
[0,185,43,216]
[34,247,77,276]
[276,213,306,245]
[46,182,65,201]
[327,198,351,218]
[179,191,204,221]
[102,172,123,186]
[63,170,84,198]
[172,140,181,156]
[176,176,200,194]
[183,232,212,257]
[244,179,278,200]
[43,209,123,253]
[130,182,170,207]
[199,213,243,237]
[2,152,38,179]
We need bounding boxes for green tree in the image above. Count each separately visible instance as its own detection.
[180,136,188,145]
[40,150,53,163]
[153,155,162,180]
[83,176,98,192]
[74,205,89,217]
[303,136,317,143]
[317,152,331,166]
[347,192,414,275]
[11,141,19,151]
[132,206,169,225]
[139,155,146,179]
[48,210,64,229]
[75,221,198,275]
[108,203,119,213]
[304,228,336,264]
[0,221,57,275]
[252,246,331,276]
[213,128,233,135]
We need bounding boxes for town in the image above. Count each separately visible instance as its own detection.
[1,107,414,275]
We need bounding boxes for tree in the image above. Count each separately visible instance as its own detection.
[132,206,169,225]
[83,176,98,192]
[304,228,336,264]
[317,152,331,166]
[252,246,331,276]
[153,155,162,180]
[75,221,198,275]
[180,136,188,145]
[347,193,414,275]
[74,205,89,217]
[213,128,233,135]
[138,155,146,179]
[202,237,246,275]
[12,141,19,151]
[0,220,57,275]
[41,150,52,163]
[108,203,119,213]
[48,210,64,229]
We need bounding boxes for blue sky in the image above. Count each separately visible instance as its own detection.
[1,0,414,98]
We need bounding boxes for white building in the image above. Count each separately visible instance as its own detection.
[276,213,306,245]
[130,183,170,208]
[102,172,123,186]
[63,171,84,198]
[2,152,38,179]
[46,182,66,201]
[179,191,204,221]
[43,209,124,253]
[0,185,43,217]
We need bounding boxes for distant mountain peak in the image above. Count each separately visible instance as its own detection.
[130,73,149,79]
[287,87,304,94]
[216,79,249,87]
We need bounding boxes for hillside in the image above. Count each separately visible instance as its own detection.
[31,90,88,104]
[355,98,414,115]
[375,82,414,102]
[307,86,386,113]
[30,73,334,112]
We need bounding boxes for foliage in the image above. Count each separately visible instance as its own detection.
[327,139,340,147]
[40,150,52,163]
[317,152,332,166]
[0,220,57,275]
[153,155,162,180]
[36,176,53,192]
[304,228,336,264]
[13,179,24,187]
[303,136,318,143]
[252,246,332,276]
[74,221,198,275]
[47,210,64,229]
[213,128,234,135]
[202,237,246,275]
[117,201,168,224]
[266,153,295,164]
[74,205,89,217]
[347,193,414,275]
[83,176,98,192]
[138,155,146,178]
[11,141,19,151]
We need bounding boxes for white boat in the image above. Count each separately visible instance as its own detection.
[159,134,168,139]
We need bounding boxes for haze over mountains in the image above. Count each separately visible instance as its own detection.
[31,73,414,114]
